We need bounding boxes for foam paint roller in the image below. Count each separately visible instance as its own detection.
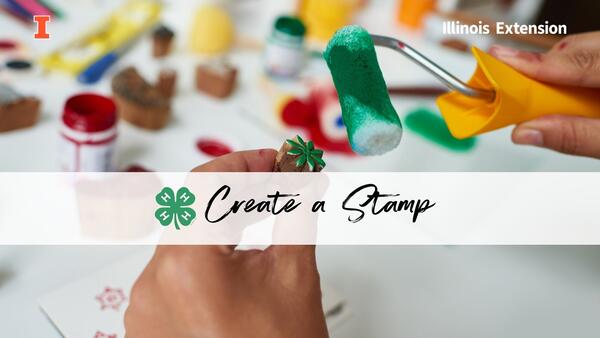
[324,25,402,156]
[437,47,600,139]
[350,31,600,140]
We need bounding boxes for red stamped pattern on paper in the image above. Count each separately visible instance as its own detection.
[94,331,117,338]
[96,287,127,311]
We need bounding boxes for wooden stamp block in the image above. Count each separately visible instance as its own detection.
[0,85,40,132]
[156,68,177,98]
[195,60,237,98]
[0,97,41,132]
[152,25,175,58]
[112,67,171,130]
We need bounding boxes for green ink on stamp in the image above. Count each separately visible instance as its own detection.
[286,135,326,171]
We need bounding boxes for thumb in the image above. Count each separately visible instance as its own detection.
[489,44,600,87]
[268,173,329,266]
[512,115,600,159]
[266,245,319,293]
[268,245,317,270]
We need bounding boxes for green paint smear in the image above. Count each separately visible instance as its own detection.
[39,0,64,18]
[324,25,401,155]
[405,108,477,152]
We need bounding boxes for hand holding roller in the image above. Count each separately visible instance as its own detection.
[371,33,600,140]
[326,26,600,155]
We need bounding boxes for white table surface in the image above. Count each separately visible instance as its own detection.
[1,245,600,338]
[1,1,599,337]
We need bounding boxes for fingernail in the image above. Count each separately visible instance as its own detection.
[489,45,519,58]
[490,45,542,63]
[513,128,544,146]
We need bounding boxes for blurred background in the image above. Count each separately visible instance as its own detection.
[1,1,599,337]
[1,0,600,172]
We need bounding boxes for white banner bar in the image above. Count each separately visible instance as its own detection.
[0,172,598,244]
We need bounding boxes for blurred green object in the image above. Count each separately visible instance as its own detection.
[405,108,476,152]
[38,0,64,18]
[274,16,306,37]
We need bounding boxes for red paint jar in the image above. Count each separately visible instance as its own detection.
[60,93,117,171]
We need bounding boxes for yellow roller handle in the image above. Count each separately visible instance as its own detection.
[437,47,600,139]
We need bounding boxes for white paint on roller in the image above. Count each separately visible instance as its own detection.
[353,120,402,156]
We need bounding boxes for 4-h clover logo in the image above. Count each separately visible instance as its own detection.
[155,187,197,230]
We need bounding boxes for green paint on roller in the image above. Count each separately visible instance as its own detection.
[405,108,476,152]
[324,25,402,156]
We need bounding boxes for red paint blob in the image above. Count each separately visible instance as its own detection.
[0,40,17,50]
[124,164,152,172]
[279,93,354,155]
[281,98,314,127]
[196,138,233,157]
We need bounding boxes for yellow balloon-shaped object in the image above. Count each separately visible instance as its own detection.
[189,4,234,55]
[301,0,360,41]
[437,47,600,139]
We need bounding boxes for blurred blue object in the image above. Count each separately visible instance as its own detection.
[335,115,344,128]
[1,0,32,20]
[77,52,119,85]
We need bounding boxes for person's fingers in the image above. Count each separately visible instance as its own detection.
[186,149,277,255]
[269,207,319,267]
[125,253,176,338]
[488,42,600,87]
[268,173,329,267]
[188,149,277,252]
[512,114,600,158]
[550,32,600,53]
[268,245,317,265]
[156,244,233,260]
[192,149,277,173]
[265,245,319,289]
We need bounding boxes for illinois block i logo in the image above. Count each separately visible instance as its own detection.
[33,15,51,39]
